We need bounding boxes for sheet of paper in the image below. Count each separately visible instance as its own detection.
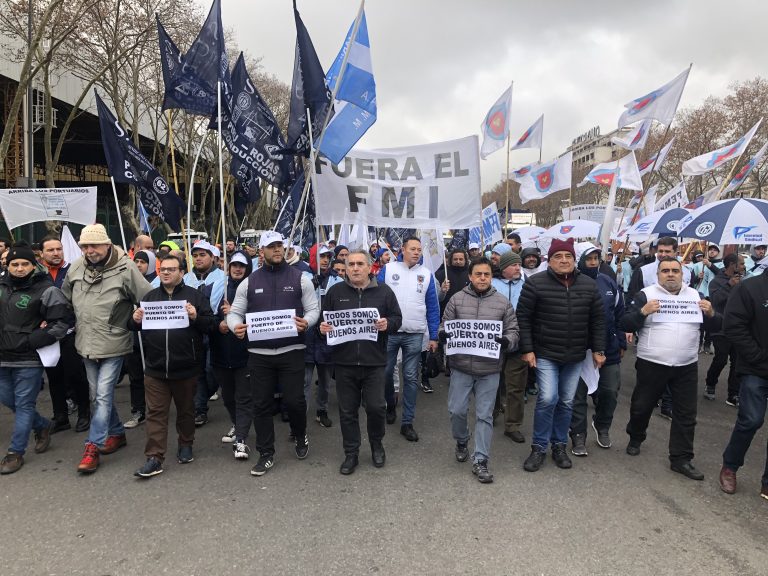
[580,349,600,395]
[323,308,380,345]
[140,301,189,330]
[37,341,61,368]
[245,309,298,342]
[444,319,502,360]
[651,296,703,323]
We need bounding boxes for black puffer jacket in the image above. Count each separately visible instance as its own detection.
[724,274,768,379]
[516,267,606,363]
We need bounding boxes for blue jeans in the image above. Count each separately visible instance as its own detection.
[384,333,423,425]
[532,357,581,449]
[0,367,48,455]
[83,357,125,447]
[448,369,499,463]
[722,374,768,486]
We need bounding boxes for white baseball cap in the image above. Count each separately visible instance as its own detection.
[468,242,480,250]
[318,244,333,256]
[259,231,285,248]
[230,252,248,266]
[191,240,216,256]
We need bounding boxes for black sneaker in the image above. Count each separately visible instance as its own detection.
[50,416,71,434]
[659,407,673,420]
[472,460,494,483]
[177,445,194,464]
[250,454,274,476]
[134,457,163,478]
[591,420,612,449]
[570,434,588,457]
[400,424,419,442]
[295,434,309,459]
[726,395,740,407]
[420,380,434,393]
[316,410,333,428]
[704,388,716,401]
[386,406,397,425]
[552,443,573,469]
[523,447,546,472]
[455,441,469,463]
[194,413,208,427]
[626,441,641,456]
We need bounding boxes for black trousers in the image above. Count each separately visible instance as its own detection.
[626,358,698,463]
[45,333,89,419]
[249,350,306,457]
[127,339,146,414]
[705,335,739,398]
[213,365,243,426]
[335,364,386,456]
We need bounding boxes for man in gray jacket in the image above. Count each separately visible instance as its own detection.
[439,257,519,483]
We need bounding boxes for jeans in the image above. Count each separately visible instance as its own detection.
[570,363,621,436]
[335,365,386,456]
[83,357,125,447]
[0,367,48,455]
[384,333,423,425]
[722,375,768,487]
[448,369,499,463]
[705,335,739,399]
[304,363,333,413]
[531,358,581,449]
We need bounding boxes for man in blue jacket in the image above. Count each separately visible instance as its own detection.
[569,243,626,456]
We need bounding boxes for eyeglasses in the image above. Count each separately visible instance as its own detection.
[159,267,179,273]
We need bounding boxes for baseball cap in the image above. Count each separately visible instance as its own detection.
[259,230,284,249]
[468,242,480,250]
[191,240,215,256]
[318,244,332,256]
[230,252,249,266]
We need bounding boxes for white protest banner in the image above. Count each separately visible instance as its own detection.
[313,136,482,229]
[140,301,189,330]
[561,204,625,224]
[0,187,97,229]
[323,308,380,345]
[444,319,502,359]
[245,309,298,341]
[654,182,686,211]
[469,202,502,246]
[651,296,703,323]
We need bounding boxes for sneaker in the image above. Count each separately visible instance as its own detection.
[659,407,673,420]
[702,343,713,354]
[0,452,23,475]
[250,454,274,476]
[77,442,100,473]
[124,411,146,429]
[626,441,641,456]
[592,421,612,449]
[420,380,434,393]
[194,413,208,427]
[472,459,494,483]
[99,434,127,455]
[726,396,740,407]
[233,441,250,460]
[316,410,333,428]
[51,416,71,434]
[570,434,588,457]
[761,484,768,501]
[177,445,194,464]
[209,391,219,401]
[134,457,163,478]
[221,425,236,443]
[295,434,309,460]
[523,447,546,472]
[552,443,573,469]
[455,441,469,463]
[33,421,53,454]
[703,388,715,401]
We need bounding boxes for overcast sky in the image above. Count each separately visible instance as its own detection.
[216,0,768,193]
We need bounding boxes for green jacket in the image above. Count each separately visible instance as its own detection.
[62,246,151,359]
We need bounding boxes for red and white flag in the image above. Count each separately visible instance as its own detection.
[612,119,652,151]
[618,67,690,129]
[578,151,643,191]
[723,140,768,193]
[509,114,543,151]
[518,152,572,204]
[480,84,512,160]
[682,118,763,176]
[638,137,675,177]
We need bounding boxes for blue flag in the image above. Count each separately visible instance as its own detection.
[284,0,333,156]
[95,91,185,232]
[157,0,229,116]
[230,156,261,219]
[319,10,377,164]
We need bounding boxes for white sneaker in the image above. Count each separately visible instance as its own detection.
[221,425,236,443]
[124,411,145,429]
[209,391,219,401]
[233,441,250,460]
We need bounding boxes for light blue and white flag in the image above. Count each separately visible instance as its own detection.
[319,9,376,165]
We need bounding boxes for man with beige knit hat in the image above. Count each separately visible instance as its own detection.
[61,224,151,473]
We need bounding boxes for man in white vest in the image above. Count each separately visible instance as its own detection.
[619,257,715,481]
[626,236,691,302]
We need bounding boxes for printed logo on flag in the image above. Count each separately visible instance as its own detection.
[635,222,651,233]
[516,128,532,146]
[589,170,615,186]
[628,89,661,117]
[639,157,655,171]
[707,138,743,168]
[631,124,647,146]
[515,166,531,177]
[485,105,508,140]
[153,177,169,195]
[533,165,555,192]
[733,159,754,183]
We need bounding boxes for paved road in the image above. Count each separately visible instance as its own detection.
[1,349,766,575]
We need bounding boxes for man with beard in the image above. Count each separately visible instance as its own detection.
[520,247,543,279]
[435,249,469,316]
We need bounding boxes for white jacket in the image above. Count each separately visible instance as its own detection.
[636,284,701,367]
[378,261,440,338]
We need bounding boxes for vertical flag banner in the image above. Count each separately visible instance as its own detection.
[579,151,643,190]
[480,84,512,160]
[95,92,185,231]
[618,66,690,129]
[468,202,503,246]
[654,181,687,211]
[724,141,768,194]
[509,114,543,152]
[611,119,653,151]
[517,151,573,204]
[638,137,675,176]
[682,118,763,176]
[319,9,377,164]
[230,156,261,219]
[419,228,445,273]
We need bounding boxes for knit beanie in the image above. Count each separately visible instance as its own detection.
[6,246,37,266]
[498,250,522,271]
[548,237,576,260]
[78,224,111,246]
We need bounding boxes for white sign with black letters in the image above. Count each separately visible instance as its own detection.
[245,309,298,341]
[651,296,703,323]
[444,319,502,359]
[141,301,189,330]
[323,308,380,345]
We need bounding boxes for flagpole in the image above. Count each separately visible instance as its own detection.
[167,109,191,272]
[217,81,227,270]
[109,177,128,250]
[504,135,510,237]
[186,132,206,269]
[305,107,324,274]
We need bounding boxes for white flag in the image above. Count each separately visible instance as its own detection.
[618,67,690,129]
[0,186,98,230]
[654,181,687,211]
[518,152,572,204]
[611,119,652,151]
[480,84,512,160]
[682,119,763,176]
[638,137,675,177]
[509,114,543,151]
[724,141,768,193]
[578,152,643,191]
[419,229,445,273]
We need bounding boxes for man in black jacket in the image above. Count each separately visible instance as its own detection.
[320,249,402,475]
[516,238,606,472]
[435,249,469,315]
[128,255,217,478]
[720,271,768,499]
[705,253,744,405]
